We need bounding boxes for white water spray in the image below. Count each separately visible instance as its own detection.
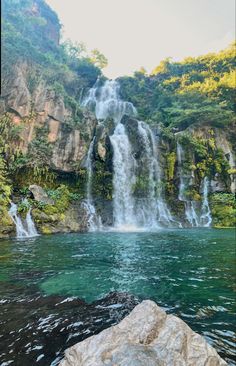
[200,177,212,227]
[177,142,200,227]
[137,121,174,227]
[8,202,38,238]
[110,123,137,228]
[83,80,180,230]
[84,80,137,229]
[177,142,212,227]
[25,209,38,236]
[83,79,136,124]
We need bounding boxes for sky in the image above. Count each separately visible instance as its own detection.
[46,0,235,79]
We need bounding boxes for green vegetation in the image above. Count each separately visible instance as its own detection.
[210,193,236,227]
[31,184,82,230]
[0,0,107,227]
[92,161,113,200]
[0,155,12,227]
[177,131,230,186]
[118,42,235,130]
[2,0,107,96]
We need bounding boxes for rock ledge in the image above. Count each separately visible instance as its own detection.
[60,300,226,366]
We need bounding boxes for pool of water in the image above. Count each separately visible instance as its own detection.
[0,228,235,365]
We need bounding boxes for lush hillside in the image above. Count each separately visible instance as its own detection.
[0,0,106,232]
[118,43,235,129]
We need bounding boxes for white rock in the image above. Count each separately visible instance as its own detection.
[60,300,226,366]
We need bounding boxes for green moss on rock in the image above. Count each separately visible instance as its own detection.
[210,193,236,227]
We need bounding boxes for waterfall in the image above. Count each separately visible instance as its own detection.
[137,121,174,227]
[177,143,212,227]
[110,123,137,228]
[200,177,212,227]
[83,80,137,230]
[25,209,38,236]
[8,202,38,238]
[83,137,102,231]
[82,79,136,124]
[83,79,180,230]
[177,142,200,227]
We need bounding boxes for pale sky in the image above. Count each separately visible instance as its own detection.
[46,0,235,79]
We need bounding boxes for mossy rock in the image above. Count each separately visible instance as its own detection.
[40,226,53,235]
[210,193,236,227]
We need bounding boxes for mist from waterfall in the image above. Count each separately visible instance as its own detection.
[8,202,38,238]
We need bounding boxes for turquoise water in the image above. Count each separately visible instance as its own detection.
[0,228,235,364]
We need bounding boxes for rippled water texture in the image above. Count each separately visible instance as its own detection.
[0,229,235,365]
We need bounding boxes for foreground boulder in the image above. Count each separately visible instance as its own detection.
[60,300,226,366]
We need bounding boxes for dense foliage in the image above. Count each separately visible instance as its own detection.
[2,0,107,99]
[118,43,236,130]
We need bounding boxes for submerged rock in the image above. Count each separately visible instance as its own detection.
[60,300,226,366]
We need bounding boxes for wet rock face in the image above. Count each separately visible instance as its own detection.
[60,300,226,366]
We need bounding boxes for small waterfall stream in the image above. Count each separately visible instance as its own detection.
[177,142,200,227]
[137,121,173,227]
[200,177,212,227]
[25,209,38,236]
[83,137,102,231]
[177,142,212,227]
[8,202,38,238]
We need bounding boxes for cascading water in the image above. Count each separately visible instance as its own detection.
[83,80,138,230]
[177,142,200,227]
[177,142,212,227]
[83,79,179,230]
[84,79,212,230]
[137,121,174,227]
[200,177,212,227]
[25,209,38,236]
[83,137,102,231]
[110,123,137,228]
[8,202,38,238]
[83,79,136,124]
